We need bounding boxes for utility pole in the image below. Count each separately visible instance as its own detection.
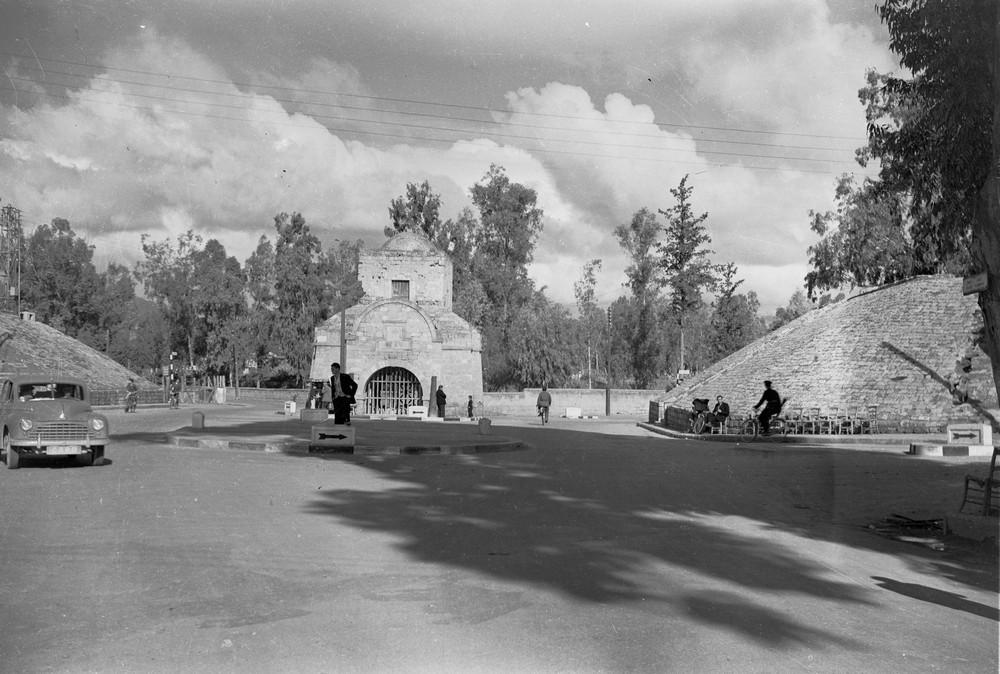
[605,306,612,417]
[338,290,348,371]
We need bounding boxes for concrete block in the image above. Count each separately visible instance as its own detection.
[300,408,329,423]
[309,424,355,453]
[566,407,582,419]
[947,423,992,445]
[909,443,996,457]
[408,405,428,418]
[478,418,492,435]
[191,411,205,429]
[283,400,297,416]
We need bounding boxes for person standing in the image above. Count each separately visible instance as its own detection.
[467,395,474,419]
[330,362,358,425]
[753,380,782,435]
[435,385,447,417]
[536,385,552,424]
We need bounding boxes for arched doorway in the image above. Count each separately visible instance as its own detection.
[362,367,423,415]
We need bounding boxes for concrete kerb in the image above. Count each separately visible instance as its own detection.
[636,422,964,446]
[164,427,525,456]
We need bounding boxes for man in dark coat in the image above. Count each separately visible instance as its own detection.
[330,362,358,425]
[753,380,782,435]
[435,385,447,417]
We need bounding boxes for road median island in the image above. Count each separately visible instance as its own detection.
[163,418,525,455]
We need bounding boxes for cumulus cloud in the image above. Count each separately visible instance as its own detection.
[0,2,894,315]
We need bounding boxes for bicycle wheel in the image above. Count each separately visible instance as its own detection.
[737,418,758,442]
[692,414,706,434]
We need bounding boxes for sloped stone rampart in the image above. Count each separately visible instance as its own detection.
[659,276,998,429]
[0,312,149,389]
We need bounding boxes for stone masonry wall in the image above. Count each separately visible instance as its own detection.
[357,251,453,309]
[657,276,998,430]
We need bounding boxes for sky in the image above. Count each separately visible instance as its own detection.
[0,0,899,314]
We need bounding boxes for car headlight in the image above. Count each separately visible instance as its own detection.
[91,418,105,431]
[19,418,32,431]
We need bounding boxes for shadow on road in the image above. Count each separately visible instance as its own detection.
[285,423,999,649]
[872,576,999,621]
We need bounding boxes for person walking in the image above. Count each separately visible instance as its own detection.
[536,385,552,424]
[329,362,358,425]
[467,395,474,419]
[753,380,782,435]
[435,385,447,418]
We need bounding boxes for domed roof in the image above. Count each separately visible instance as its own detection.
[379,231,440,253]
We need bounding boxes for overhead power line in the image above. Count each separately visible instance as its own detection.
[0,83,871,177]
[0,50,868,143]
[2,74,860,167]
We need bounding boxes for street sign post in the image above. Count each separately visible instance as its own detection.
[962,272,988,295]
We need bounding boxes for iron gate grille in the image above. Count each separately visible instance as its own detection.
[362,367,423,415]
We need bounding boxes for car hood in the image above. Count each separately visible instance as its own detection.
[15,400,95,419]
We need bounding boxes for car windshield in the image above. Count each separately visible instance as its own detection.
[18,383,84,401]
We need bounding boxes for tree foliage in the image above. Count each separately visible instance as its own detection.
[468,164,544,389]
[860,0,999,398]
[615,208,663,387]
[137,230,205,366]
[708,263,763,361]
[385,180,442,238]
[269,212,336,384]
[21,218,102,340]
[573,259,605,387]
[507,291,578,387]
[657,176,717,322]
[657,175,718,370]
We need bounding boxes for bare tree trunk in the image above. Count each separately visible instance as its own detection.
[973,16,1000,427]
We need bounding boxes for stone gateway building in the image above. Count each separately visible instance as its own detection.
[309,232,483,415]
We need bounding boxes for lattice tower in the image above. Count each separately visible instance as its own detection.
[0,201,23,314]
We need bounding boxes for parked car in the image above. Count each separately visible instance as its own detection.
[0,374,109,469]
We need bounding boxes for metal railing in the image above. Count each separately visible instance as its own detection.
[89,386,217,407]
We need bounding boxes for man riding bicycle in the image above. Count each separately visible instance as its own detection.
[124,378,139,413]
[753,380,782,436]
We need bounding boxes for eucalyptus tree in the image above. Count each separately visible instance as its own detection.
[270,212,336,385]
[844,0,998,400]
[137,230,204,367]
[573,259,604,387]
[468,164,544,390]
[20,218,102,341]
[615,208,664,388]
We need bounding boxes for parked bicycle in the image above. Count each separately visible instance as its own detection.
[689,398,710,433]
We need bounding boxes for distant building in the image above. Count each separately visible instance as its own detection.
[309,232,483,414]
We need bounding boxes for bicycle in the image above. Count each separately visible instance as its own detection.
[537,406,549,424]
[737,408,788,442]
[689,398,711,434]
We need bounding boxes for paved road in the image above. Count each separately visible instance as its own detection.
[0,404,996,673]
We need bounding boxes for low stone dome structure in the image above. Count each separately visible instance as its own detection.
[658,275,998,431]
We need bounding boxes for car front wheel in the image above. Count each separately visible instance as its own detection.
[4,433,19,469]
